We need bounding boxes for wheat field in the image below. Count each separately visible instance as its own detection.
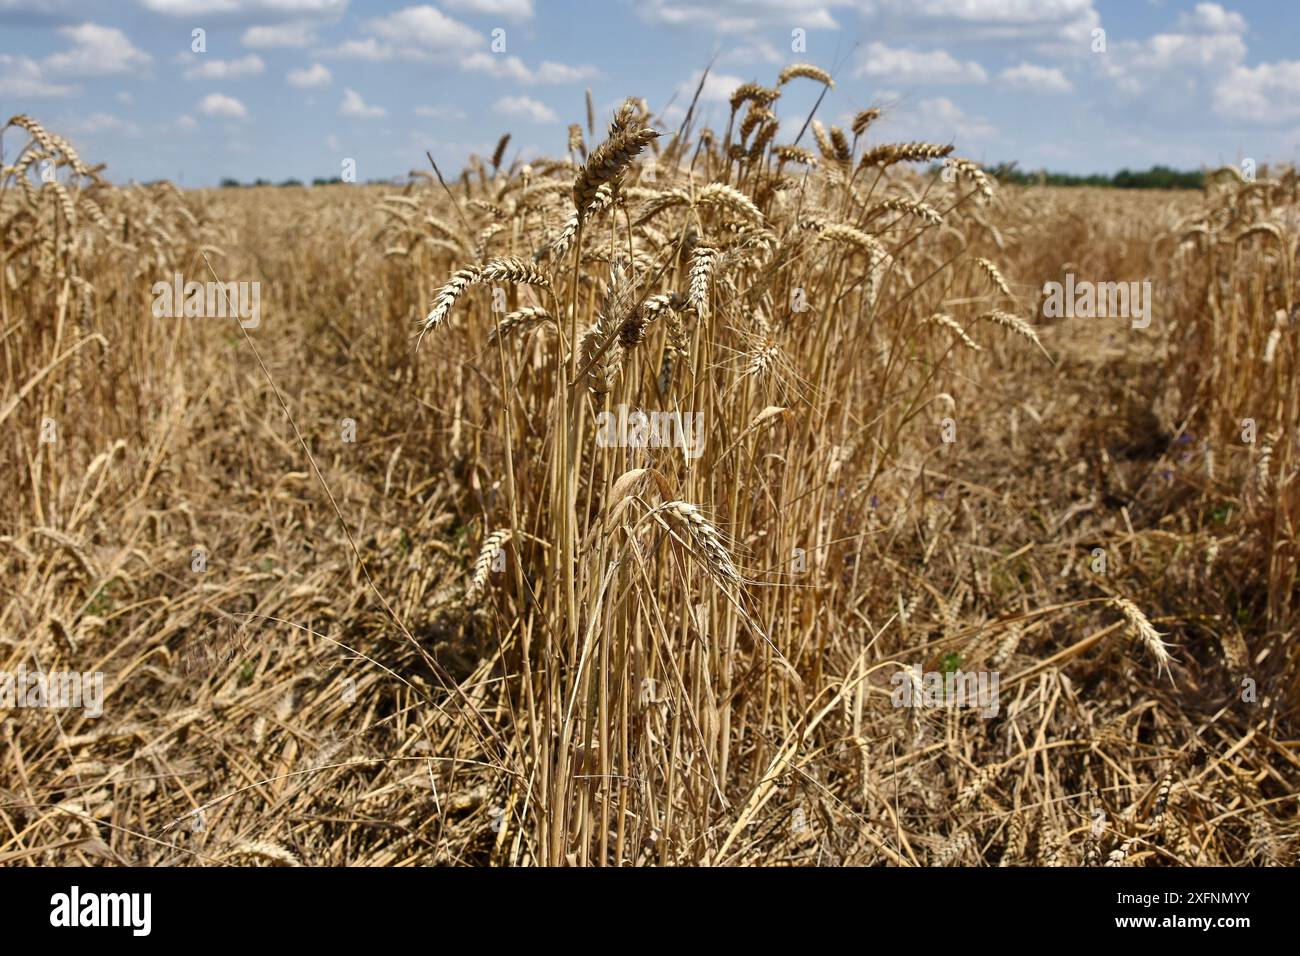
[1,76,1297,867]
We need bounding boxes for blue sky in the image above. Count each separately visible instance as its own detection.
[2,0,1298,186]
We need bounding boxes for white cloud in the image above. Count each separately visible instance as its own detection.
[1096,10,1248,101]
[328,5,591,81]
[535,60,598,83]
[856,42,987,84]
[0,55,75,97]
[0,0,75,15]
[359,4,482,55]
[177,115,199,130]
[184,54,265,80]
[1137,32,1246,71]
[676,69,748,103]
[1214,60,1300,122]
[878,96,994,144]
[198,92,248,119]
[139,0,346,16]
[892,0,1088,25]
[460,50,530,80]
[999,62,1072,93]
[328,38,395,60]
[493,95,558,123]
[1177,3,1247,36]
[883,0,1100,44]
[636,0,838,33]
[460,51,596,84]
[634,0,1096,47]
[913,96,995,140]
[242,22,318,47]
[718,39,784,65]
[340,87,385,118]
[415,105,467,120]
[71,112,139,134]
[824,0,1101,58]
[44,22,151,77]
[443,0,533,19]
[287,62,331,87]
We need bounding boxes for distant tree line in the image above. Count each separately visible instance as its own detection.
[217,176,395,188]
[982,163,1205,190]
[215,164,1209,191]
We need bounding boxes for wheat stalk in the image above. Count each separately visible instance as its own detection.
[777,63,833,88]
[467,529,513,603]
[647,501,741,587]
[1111,596,1174,678]
[573,124,659,219]
[423,266,482,335]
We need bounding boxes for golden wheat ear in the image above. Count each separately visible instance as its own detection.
[1111,596,1176,681]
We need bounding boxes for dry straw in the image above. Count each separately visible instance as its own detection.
[6,60,1294,871]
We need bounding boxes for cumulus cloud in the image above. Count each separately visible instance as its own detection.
[635,0,838,32]
[637,0,1096,49]
[1214,60,1300,122]
[1177,3,1247,35]
[459,51,530,80]
[327,7,595,81]
[339,87,385,118]
[139,0,346,17]
[999,62,1072,93]
[718,39,784,65]
[660,103,686,123]
[493,95,558,123]
[1096,7,1248,101]
[443,0,533,19]
[349,4,483,58]
[856,42,987,84]
[917,96,994,138]
[0,24,141,101]
[0,55,75,96]
[874,95,994,144]
[242,22,318,47]
[880,0,1101,49]
[328,38,395,61]
[198,92,248,119]
[287,62,331,87]
[891,0,1088,25]
[184,54,265,80]
[534,61,599,83]
[45,22,151,76]
[460,51,597,84]
[70,112,139,134]
[1135,32,1247,71]
[675,69,748,103]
